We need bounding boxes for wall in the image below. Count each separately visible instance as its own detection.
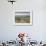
[0,0,46,41]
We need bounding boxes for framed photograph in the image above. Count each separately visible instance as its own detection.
[14,10,33,26]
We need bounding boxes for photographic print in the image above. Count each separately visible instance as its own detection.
[15,11,33,25]
[15,15,30,23]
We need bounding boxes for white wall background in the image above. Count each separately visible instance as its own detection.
[0,0,46,42]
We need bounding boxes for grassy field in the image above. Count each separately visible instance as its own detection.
[15,15,30,23]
